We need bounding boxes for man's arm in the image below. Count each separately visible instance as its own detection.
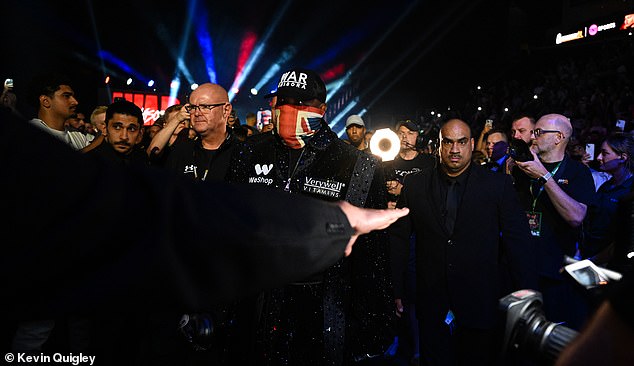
[516,150,588,227]
[0,108,407,316]
[146,106,190,156]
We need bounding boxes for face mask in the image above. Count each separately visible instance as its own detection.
[275,104,324,149]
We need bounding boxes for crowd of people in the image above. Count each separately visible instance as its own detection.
[1,35,634,366]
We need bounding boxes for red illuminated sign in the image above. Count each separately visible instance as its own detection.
[111,91,180,125]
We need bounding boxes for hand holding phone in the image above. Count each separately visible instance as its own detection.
[585,143,595,160]
[564,260,608,288]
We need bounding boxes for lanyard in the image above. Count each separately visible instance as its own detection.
[530,161,562,211]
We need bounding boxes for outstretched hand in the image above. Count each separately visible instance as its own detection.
[337,201,409,256]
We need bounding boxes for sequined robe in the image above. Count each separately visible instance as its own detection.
[227,120,393,365]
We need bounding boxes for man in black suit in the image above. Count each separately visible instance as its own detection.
[389,118,537,366]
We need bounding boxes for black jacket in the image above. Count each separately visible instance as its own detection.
[390,162,537,329]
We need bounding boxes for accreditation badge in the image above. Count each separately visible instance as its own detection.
[526,211,542,237]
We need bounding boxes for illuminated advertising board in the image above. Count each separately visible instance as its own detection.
[554,12,633,45]
[111,91,180,125]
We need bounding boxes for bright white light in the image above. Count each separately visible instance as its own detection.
[250,88,258,95]
[147,80,154,87]
[627,251,634,259]
[170,79,180,89]
[430,111,435,115]
[504,107,509,112]
[533,94,538,99]
[437,113,441,118]
[477,85,481,90]
[369,128,400,162]
[478,107,482,111]
[191,83,199,90]
[126,78,133,85]
[447,106,451,111]
[231,87,239,94]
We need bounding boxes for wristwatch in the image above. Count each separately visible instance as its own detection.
[539,171,553,184]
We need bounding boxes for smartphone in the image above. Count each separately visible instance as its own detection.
[485,119,493,128]
[564,259,609,289]
[616,119,626,131]
[585,143,595,160]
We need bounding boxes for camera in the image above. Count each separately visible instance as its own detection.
[509,138,534,162]
[499,289,579,365]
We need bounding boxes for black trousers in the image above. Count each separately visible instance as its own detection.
[418,317,501,366]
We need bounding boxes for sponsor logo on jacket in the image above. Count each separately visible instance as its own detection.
[302,177,345,198]
[248,163,274,185]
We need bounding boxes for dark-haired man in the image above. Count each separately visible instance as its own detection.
[85,100,147,166]
[228,68,393,364]
[27,73,91,150]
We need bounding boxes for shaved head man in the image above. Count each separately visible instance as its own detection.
[439,119,474,177]
[389,117,536,365]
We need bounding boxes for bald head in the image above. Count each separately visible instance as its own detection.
[441,119,472,138]
[190,83,229,103]
[533,113,572,161]
[538,114,572,140]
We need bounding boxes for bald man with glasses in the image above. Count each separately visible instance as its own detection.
[147,83,238,182]
[513,113,596,331]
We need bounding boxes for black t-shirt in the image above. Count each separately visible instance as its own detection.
[512,154,596,278]
[159,133,237,182]
[390,153,435,182]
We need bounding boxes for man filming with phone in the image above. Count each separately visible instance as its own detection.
[513,113,596,330]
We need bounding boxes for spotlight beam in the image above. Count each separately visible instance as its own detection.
[330,0,481,134]
[228,0,293,101]
[172,0,198,86]
[86,0,110,96]
[360,0,482,118]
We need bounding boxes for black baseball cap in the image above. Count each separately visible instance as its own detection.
[264,68,327,103]
[397,120,419,132]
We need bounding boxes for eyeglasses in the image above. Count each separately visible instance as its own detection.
[185,103,226,113]
[534,128,563,138]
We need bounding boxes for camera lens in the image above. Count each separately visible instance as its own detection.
[500,290,578,365]
[519,308,579,364]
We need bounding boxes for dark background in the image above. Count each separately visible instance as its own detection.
[3,0,632,132]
